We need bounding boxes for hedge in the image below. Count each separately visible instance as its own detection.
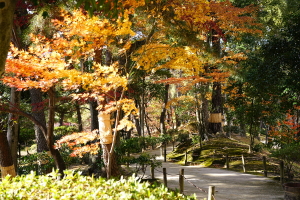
[0,170,196,200]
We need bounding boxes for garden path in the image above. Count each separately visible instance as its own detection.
[135,145,285,200]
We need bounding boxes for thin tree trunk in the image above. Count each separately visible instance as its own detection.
[75,103,83,132]
[90,100,99,131]
[195,93,203,148]
[59,112,64,126]
[145,114,151,137]
[140,77,145,137]
[160,84,169,135]
[30,88,49,153]
[0,123,16,178]
[202,96,209,138]
[47,87,66,175]
[134,117,142,136]
[134,100,142,136]
[7,87,20,173]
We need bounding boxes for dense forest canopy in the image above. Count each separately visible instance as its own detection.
[0,0,299,185]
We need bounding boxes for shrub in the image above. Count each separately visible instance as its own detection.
[117,137,142,154]
[57,143,83,167]
[191,135,201,145]
[54,125,78,140]
[270,142,300,179]
[18,152,55,175]
[0,171,195,200]
[132,153,162,175]
[251,143,265,153]
[145,136,161,148]
[177,133,190,143]
[223,125,240,134]
[159,134,172,144]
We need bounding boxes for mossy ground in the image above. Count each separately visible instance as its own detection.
[167,134,284,179]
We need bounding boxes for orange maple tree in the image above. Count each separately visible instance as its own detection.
[269,113,300,144]
[2,7,138,177]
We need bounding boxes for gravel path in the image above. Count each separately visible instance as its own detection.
[135,145,285,200]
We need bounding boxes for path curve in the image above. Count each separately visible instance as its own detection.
[135,145,284,200]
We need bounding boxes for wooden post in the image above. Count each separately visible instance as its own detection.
[280,161,284,185]
[184,150,188,166]
[172,141,175,151]
[179,169,184,194]
[263,156,267,177]
[226,154,229,169]
[164,143,167,162]
[208,185,215,200]
[126,152,130,167]
[151,166,154,179]
[163,168,167,187]
[242,154,246,172]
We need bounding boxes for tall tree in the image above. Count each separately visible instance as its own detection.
[0,0,16,77]
[6,88,20,172]
[30,88,49,153]
[0,118,16,178]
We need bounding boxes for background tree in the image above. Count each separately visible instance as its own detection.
[0,0,16,77]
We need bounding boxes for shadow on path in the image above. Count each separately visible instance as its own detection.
[134,145,284,200]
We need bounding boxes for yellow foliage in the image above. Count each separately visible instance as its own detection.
[133,44,205,75]
[166,95,196,109]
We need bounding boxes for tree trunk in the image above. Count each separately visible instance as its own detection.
[0,123,16,178]
[145,114,151,137]
[0,0,16,77]
[160,84,169,135]
[134,117,142,136]
[75,103,83,132]
[202,96,209,137]
[90,100,98,131]
[30,88,49,153]
[101,143,119,178]
[209,82,222,134]
[47,87,66,175]
[7,87,20,173]
[98,112,119,178]
[59,112,64,126]
[140,77,145,137]
[134,100,142,136]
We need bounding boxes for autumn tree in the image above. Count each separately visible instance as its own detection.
[0,0,16,77]
[2,3,143,177]
[129,0,261,143]
[224,0,300,149]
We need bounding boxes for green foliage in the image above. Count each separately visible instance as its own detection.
[177,133,190,143]
[57,143,82,168]
[251,143,265,153]
[144,136,161,148]
[18,152,54,175]
[54,125,78,140]
[19,127,35,145]
[117,137,162,174]
[128,153,162,175]
[270,142,300,179]
[191,134,201,145]
[223,125,240,134]
[118,137,143,154]
[159,134,172,144]
[0,171,195,200]
[118,137,162,155]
